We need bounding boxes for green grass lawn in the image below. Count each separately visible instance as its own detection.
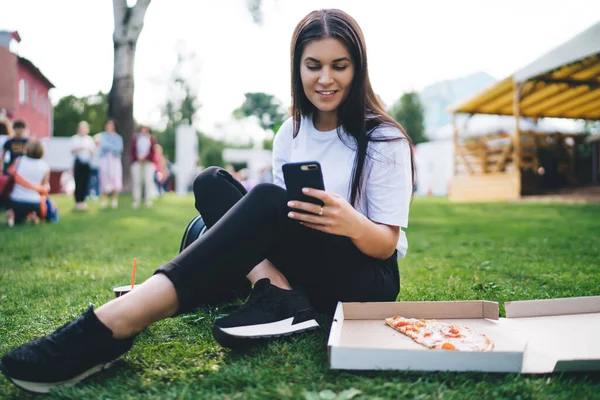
[1,194,599,399]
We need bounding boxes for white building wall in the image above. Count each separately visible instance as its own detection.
[414,139,454,196]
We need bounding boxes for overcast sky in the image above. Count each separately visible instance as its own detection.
[1,0,599,135]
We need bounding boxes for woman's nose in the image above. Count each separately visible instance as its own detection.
[318,68,333,85]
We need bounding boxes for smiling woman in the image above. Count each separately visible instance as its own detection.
[300,38,355,124]
[1,8,415,394]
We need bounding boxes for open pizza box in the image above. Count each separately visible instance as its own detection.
[327,296,600,373]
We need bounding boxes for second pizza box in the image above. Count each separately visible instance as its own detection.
[327,296,600,373]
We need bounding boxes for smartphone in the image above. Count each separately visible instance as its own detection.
[282,161,325,210]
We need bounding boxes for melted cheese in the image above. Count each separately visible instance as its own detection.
[386,317,494,352]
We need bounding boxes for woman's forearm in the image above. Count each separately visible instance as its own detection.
[350,213,399,260]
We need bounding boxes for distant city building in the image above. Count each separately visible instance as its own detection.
[419,71,496,133]
[0,30,54,138]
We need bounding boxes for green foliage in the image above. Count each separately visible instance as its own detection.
[198,132,225,167]
[262,138,273,151]
[177,78,200,126]
[155,69,252,167]
[262,121,284,151]
[155,57,202,160]
[389,92,427,145]
[1,196,599,398]
[583,120,600,135]
[53,92,109,137]
[233,92,287,132]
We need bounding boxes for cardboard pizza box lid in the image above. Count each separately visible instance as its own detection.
[328,301,525,373]
[502,296,600,373]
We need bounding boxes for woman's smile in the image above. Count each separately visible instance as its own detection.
[300,37,355,129]
[316,90,338,99]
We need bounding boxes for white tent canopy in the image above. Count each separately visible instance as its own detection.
[427,115,583,141]
[451,22,600,120]
[514,22,600,82]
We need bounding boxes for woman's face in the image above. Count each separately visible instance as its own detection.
[78,123,89,136]
[300,38,354,116]
[105,121,115,132]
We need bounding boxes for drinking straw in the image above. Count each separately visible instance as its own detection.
[131,258,137,289]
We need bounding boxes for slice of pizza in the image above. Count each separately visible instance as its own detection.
[385,316,494,351]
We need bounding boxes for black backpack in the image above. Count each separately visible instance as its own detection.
[179,215,207,253]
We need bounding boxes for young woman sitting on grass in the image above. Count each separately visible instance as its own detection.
[1,9,414,393]
[4,140,50,227]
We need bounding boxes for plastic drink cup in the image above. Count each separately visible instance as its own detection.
[113,285,135,298]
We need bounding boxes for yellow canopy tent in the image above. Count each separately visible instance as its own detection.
[448,22,600,202]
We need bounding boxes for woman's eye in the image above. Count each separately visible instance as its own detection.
[333,65,348,71]
[306,65,320,71]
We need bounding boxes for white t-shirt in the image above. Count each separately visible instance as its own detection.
[273,116,412,258]
[10,156,50,203]
[70,134,96,164]
[135,134,152,160]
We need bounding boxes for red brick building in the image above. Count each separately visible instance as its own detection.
[0,30,54,138]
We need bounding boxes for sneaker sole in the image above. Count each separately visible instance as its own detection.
[1,360,116,394]
[213,317,319,349]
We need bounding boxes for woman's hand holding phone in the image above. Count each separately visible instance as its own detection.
[287,188,365,238]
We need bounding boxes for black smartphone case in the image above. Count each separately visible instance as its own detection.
[282,161,325,208]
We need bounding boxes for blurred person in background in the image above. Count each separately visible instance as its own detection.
[130,125,157,208]
[1,120,29,175]
[153,144,172,195]
[4,140,50,227]
[97,120,123,209]
[70,121,96,211]
[0,117,13,210]
[0,117,13,170]
[258,165,273,184]
[87,134,102,201]
[237,168,255,191]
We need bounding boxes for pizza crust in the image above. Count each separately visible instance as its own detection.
[385,316,494,352]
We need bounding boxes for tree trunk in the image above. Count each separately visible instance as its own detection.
[109,0,151,190]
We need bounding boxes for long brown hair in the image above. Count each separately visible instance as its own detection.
[290,9,415,206]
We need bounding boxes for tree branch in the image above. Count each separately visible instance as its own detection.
[246,0,262,25]
[112,0,128,40]
[127,0,152,42]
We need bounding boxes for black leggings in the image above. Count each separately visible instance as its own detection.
[155,167,400,314]
[74,159,91,203]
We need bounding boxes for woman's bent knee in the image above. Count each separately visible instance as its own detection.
[247,183,286,204]
[193,166,222,193]
[194,167,247,198]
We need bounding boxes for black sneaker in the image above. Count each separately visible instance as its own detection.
[0,306,134,394]
[212,278,319,348]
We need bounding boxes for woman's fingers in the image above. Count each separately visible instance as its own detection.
[287,210,329,225]
[299,221,330,233]
[301,188,330,203]
[287,200,323,215]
